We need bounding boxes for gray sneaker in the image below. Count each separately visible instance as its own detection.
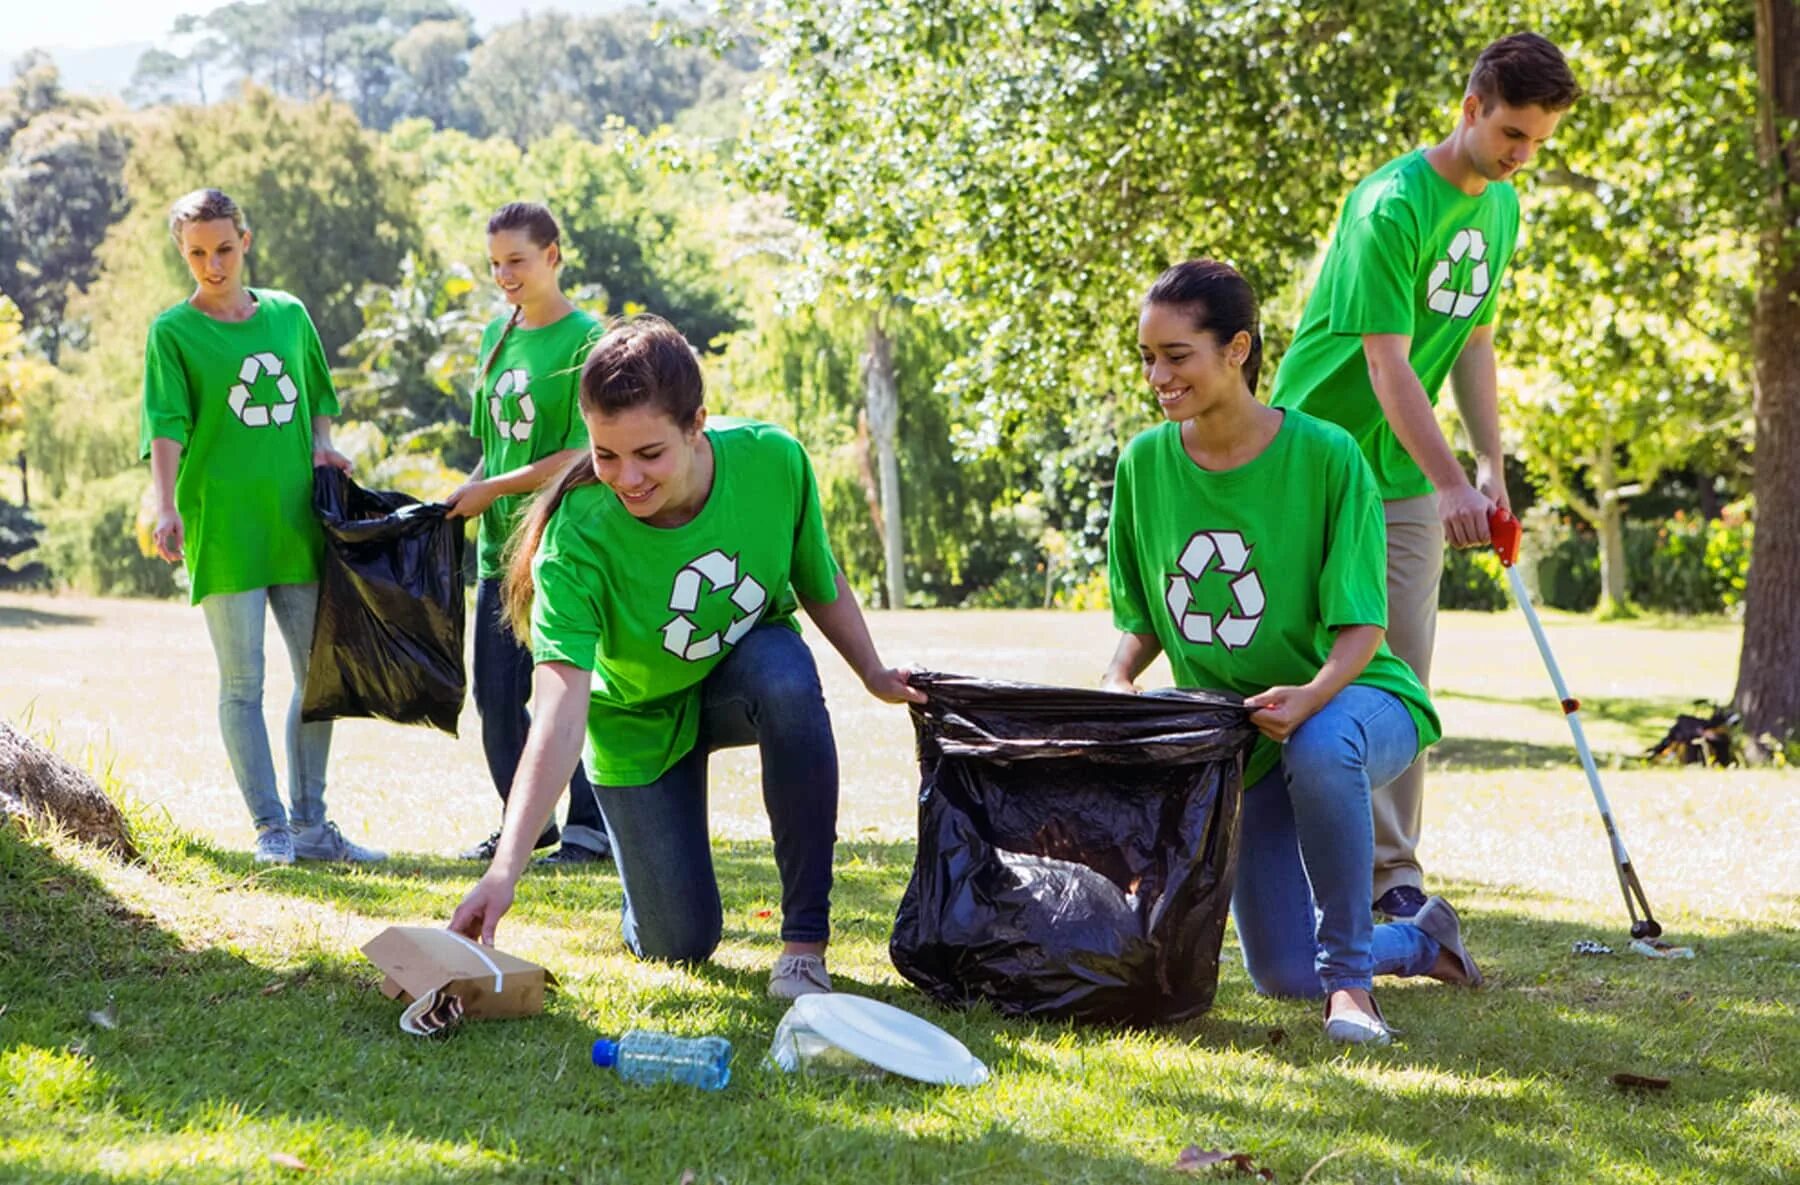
[253,826,295,865]
[768,953,833,999]
[1414,895,1484,987]
[293,820,387,864]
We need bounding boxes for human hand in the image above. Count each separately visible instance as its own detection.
[313,446,353,473]
[1245,683,1327,744]
[1436,482,1494,550]
[152,508,184,563]
[863,666,927,705]
[443,479,499,520]
[448,872,517,946]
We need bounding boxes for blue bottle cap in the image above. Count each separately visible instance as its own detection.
[591,1038,619,1068]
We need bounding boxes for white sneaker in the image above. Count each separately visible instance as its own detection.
[253,826,295,865]
[293,820,387,864]
[1324,994,1392,1046]
[768,953,832,999]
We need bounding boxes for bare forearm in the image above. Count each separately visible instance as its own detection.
[1449,330,1503,467]
[149,438,182,511]
[311,414,335,452]
[1103,632,1163,687]
[1365,338,1470,493]
[490,665,590,881]
[800,571,885,684]
[1308,624,1384,701]
[481,449,584,498]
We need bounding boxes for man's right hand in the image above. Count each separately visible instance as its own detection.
[449,872,517,946]
[1436,483,1494,550]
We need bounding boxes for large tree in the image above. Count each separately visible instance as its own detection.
[1734,0,1800,743]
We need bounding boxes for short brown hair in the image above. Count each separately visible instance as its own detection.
[1468,33,1580,113]
[167,188,246,241]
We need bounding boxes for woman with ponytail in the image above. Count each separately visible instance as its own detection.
[1101,260,1480,1045]
[445,202,612,866]
[450,315,920,999]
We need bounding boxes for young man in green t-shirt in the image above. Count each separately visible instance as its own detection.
[1269,33,1580,919]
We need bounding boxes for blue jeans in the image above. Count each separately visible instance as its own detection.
[1231,684,1441,996]
[591,624,840,962]
[472,578,606,851]
[199,583,332,832]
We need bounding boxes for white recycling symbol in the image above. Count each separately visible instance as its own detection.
[226,352,299,428]
[1425,228,1491,320]
[488,368,535,442]
[1164,530,1265,650]
[659,548,767,662]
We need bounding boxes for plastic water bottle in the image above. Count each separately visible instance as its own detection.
[591,1031,732,1090]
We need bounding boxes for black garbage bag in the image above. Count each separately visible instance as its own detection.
[301,466,466,735]
[891,671,1257,1025]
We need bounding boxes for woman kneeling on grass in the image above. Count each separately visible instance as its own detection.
[1101,260,1481,1045]
[450,314,922,999]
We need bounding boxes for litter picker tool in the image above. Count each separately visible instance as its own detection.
[1487,508,1662,940]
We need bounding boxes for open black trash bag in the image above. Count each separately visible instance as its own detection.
[301,466,466,735]
[891,672,1257,1025]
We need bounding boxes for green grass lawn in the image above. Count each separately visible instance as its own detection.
[2,594,1797,1183]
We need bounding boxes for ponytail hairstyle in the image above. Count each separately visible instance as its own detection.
[1142,259,1264,395]
[167,188,247,243]
[477,201,566,390]
[502,314,706,641]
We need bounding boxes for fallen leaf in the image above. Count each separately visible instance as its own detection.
[753,909,773,919]
[261,981,289,997]
[268,1151,312,1172]
[1175,1146,1275,1178]
[677,1172,697,1185]
[1265,1028,1286,1047]
[1610,1072,1671,1091]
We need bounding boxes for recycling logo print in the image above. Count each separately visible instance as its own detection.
[227,352,299,428]
[659,549,767,662]
[488,368,536,442]
[1164,530,1265,650]
[1425,228,1490,320]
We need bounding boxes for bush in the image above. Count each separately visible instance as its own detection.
[1439,544,1508,611]
[37,472,183,598]
[1509,501,1754,615]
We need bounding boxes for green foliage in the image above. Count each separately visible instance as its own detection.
[1518,502,1755,615]
[100,86,419,357]
[36,470,182,598]
[1439,546,1508,612]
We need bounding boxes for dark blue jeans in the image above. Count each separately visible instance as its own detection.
[591,624,840,962]
[472,577,607,851]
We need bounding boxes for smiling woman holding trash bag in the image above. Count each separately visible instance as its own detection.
[140,187,384,867]
[443,202,613,869]
[449,314,922,999]
[1102,260,1478,1045]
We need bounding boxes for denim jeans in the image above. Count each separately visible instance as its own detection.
[1231,684,1442,996]
[590,624,840,962]
[198,583,332,832]
[472,577,607,851]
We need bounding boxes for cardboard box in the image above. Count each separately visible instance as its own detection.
[362,926,556,1019]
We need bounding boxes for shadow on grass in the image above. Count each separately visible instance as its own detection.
[6,828,1798,1184]
[1432,735,1583,770]
[1436,688,1715,743]
[0,604,96,630]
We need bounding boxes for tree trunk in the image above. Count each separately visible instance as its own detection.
[863,314,906,610]
[0,719,138,860]
[1735,0,1800,742]
[1590,443,1632,616]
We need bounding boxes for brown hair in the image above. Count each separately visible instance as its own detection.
[1468,33,1581,113]
[1143,259,1264,395]
[167,188,246,243]
[476,202,566,390]
[501,315,705,640]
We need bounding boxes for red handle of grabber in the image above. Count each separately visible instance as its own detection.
[1489,507,1522,568]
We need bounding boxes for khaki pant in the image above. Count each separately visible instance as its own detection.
[1375,494,1443,897]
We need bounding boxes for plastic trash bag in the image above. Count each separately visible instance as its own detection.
[891,672,1257,1025]
[301,466,466,735]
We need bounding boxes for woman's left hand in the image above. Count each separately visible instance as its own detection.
[313,446,353,473]
[863,666,927,705]
[1245,683,1326,743]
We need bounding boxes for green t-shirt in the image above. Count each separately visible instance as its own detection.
[1270,149,1521,501]
[468,309,602,579]
[1108,411,1441,788]
[530,418,843,786]
[138,289,341,604]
